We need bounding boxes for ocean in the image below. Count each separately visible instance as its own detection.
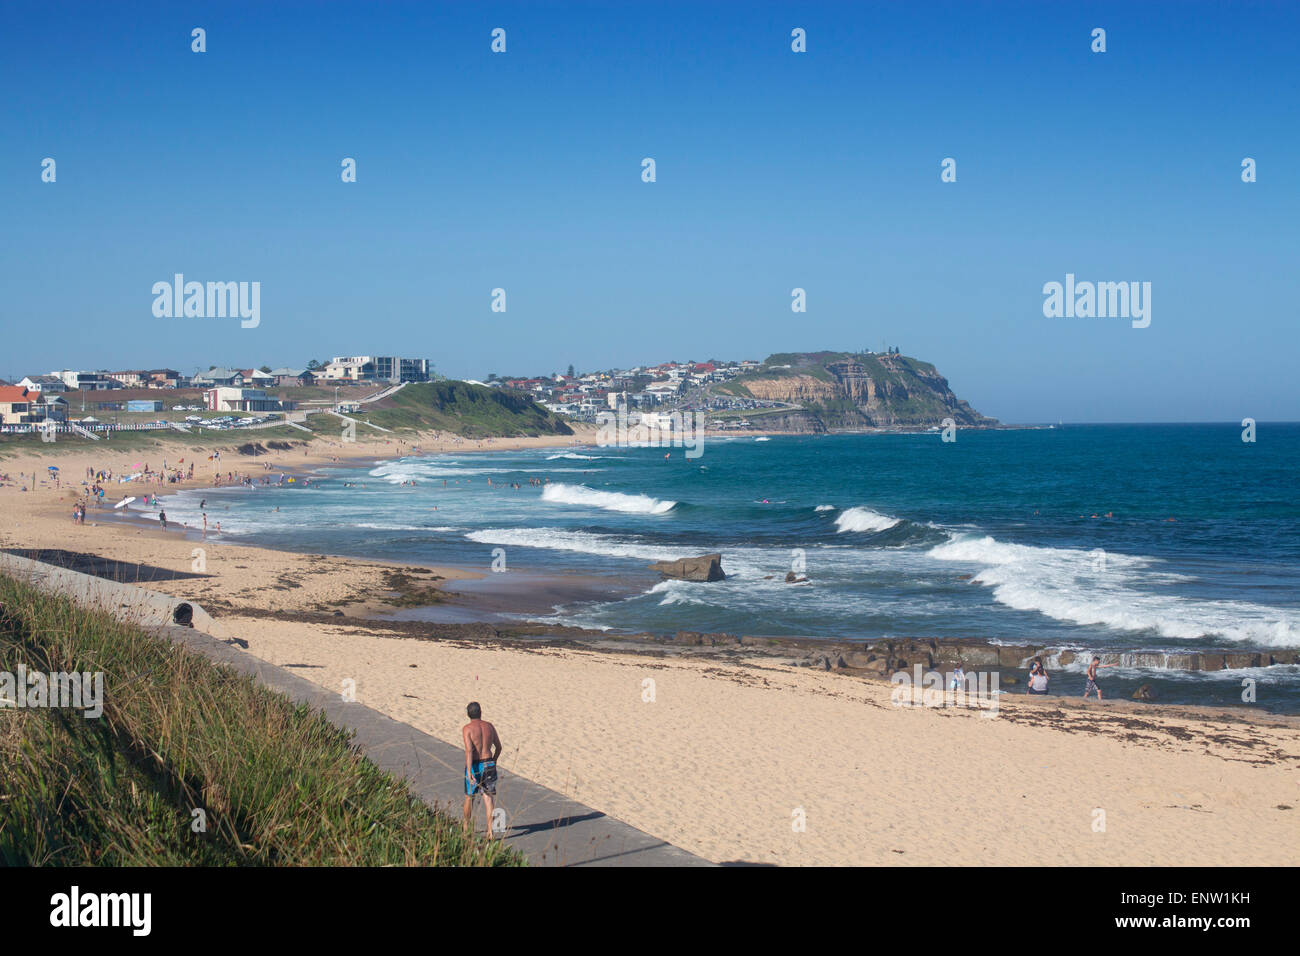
[159,424,1300,713]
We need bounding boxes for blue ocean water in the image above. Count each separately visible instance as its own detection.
[160,425,1300,712]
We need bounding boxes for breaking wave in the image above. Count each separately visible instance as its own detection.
[834,506,901,534]
[541,482,677,515]
[928,534,1298,646]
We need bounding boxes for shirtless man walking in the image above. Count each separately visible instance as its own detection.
[1083,656,1117,701]
[462,701,502,836]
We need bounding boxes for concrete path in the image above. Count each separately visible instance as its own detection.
[0,551,710,867]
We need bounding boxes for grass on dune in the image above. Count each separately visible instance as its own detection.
[0,573,523,866]
[354,381,574,438]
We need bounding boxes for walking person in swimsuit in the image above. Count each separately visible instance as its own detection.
[462,701,502,836]
[1083,656,1116,701]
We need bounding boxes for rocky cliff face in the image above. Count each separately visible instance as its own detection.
[741,374,840,405]
[719,352,995,429]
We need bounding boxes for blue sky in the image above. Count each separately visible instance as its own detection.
[1,0,1296,422]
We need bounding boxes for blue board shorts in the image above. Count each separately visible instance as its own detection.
[465,760,498,796]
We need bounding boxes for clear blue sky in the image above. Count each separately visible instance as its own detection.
[1,0,1296,422]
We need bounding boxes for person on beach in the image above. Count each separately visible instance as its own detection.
[1083,656,1117,701]
[462,701,501,836]
[1028,657,1050,695]
[159,509,168,531]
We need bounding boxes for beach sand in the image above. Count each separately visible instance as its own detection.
[179,616,1300,866]
[2,428,1297,866]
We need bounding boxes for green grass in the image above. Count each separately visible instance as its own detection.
[354,381,574,438]
[0,574,524,866]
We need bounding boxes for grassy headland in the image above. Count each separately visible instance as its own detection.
[352,381,575,438]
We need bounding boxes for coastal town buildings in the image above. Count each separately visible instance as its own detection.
[267,367,315,387]
[53,370,120,391]
[17,375,67,393]
[8,352,770,428]
[203,387,289,413]
[321,356,431,384]
[0,386,69,425]
[192,368,246,388]
[105,370,148,388]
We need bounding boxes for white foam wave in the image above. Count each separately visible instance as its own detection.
[648,579,711,606]
[464,527,693,561]
[929,534,1299,647]
[814,504,836,512]
[369,460,515,483]
[369,458,598,483]
[541,482,676,515]
[834,506,901,534]
[354,522,462,533]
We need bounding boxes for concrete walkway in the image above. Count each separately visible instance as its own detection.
[0,551,710,867]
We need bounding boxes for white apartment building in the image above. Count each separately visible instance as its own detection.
[322,355,431,383]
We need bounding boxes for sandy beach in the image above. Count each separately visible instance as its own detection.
[2,429,1297,866]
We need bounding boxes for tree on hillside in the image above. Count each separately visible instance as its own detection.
[258,365,272,373]
[567,364,575,378]
[306,359,322,370]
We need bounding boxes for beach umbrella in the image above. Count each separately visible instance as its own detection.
[47,465,59,472]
